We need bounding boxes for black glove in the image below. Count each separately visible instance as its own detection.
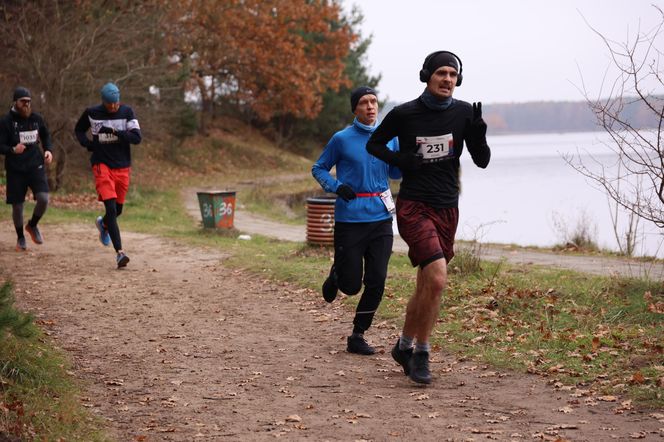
[81,138,95,151]
[335,184,356,202]
[467,102,487,146]
[394,151,423,172]
[98,126,115,135]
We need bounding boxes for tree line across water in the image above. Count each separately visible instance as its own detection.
[381,97,662,135]
[482,98,662,134]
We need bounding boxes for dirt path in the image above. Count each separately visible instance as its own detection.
[1,220,663,441]
[186,187,664,280]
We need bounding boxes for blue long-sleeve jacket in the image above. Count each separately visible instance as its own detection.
[312,118,400,223]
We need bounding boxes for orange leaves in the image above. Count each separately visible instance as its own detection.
[591,336,601,352]
[644,291,664,314]
[630,371,646,385]
[166,0,355,121]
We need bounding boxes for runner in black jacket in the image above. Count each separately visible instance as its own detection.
[0,87,53,251]
[75,82,141,268]
[367,51,491,384]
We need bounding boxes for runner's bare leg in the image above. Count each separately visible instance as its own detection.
[403,258,447,342]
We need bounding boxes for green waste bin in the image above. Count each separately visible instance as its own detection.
[197,190,236,229]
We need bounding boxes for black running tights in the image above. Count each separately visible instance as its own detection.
[333,219,393,334]
[12,192,48,237]
[103,199,124,252]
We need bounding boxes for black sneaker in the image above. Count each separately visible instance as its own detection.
[391,339,413,375]
[116,252,130,268]
[322,265,338,303]
[25,223,43,244]
[408,351,432,384]
[16,237,27,251]
[346,334,375,355]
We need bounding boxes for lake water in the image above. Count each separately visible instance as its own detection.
[448,131,663,258]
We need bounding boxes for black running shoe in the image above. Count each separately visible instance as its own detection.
[322,265,338,303]
[347,334,375,355]
[408,351,432,384]
[391,339,413,375]
[25,223,43,244]
[116,252,130,268]
[16,237,27,251]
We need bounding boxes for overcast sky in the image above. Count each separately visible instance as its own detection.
[340,0,664,104]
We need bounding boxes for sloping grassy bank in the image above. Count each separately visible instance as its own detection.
[0,283,108,441]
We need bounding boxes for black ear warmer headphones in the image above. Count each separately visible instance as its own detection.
[419,50,463,86]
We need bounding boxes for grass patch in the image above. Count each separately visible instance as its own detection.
[0,283,108,440]
[439,265,663,407]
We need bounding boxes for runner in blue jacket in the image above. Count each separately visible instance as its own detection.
[312,86,400,355]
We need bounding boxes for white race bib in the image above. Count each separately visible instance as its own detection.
[416,133,454,162]
[99,133,119,144]
[380,189,396,214]
[19,130,38,144]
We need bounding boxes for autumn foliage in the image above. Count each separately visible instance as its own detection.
[166,0,356,123]
[0,0,363,188]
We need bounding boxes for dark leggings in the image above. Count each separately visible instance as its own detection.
[12,192,48,238]
[333,219,393,334]
[103,199,124,252]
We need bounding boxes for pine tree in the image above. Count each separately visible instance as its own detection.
[289,5,381,147]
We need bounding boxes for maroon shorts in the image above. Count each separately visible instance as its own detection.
[92,164,131,203]
[396,198,459,267]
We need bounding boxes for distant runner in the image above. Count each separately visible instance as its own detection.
[312,86,400,355]
[367,51,491,384]
[75,82,142,268]
[0,87,53,251]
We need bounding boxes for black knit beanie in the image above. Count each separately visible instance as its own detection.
[421,52,459,82]
[350,86,377,112]
[12,87,31,101]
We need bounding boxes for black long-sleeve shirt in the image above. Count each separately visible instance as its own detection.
[0,109,52,172]
[367,97,490,208]
[74,104,141,168]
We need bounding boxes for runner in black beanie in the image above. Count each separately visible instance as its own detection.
[350,86,377,112]
[367,50,490,385]
[421,52,459,81]
[0,87,53,251]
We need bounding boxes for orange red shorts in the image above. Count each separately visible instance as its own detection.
[92,163,131,203]
[395,198,459,268]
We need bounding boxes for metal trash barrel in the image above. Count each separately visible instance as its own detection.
[197,190,236,229]
[306,196,335,246]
